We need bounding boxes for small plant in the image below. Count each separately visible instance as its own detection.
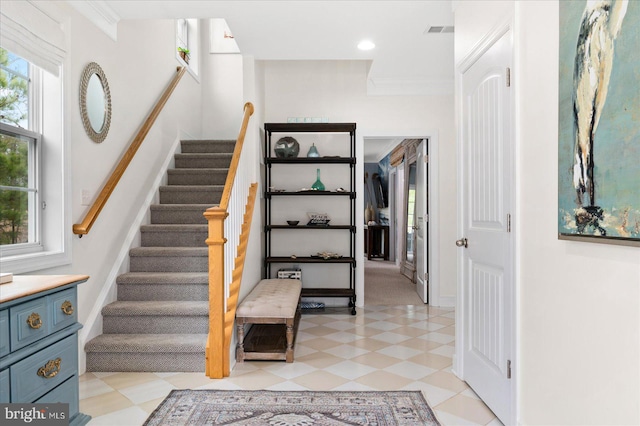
[177,47,190,63]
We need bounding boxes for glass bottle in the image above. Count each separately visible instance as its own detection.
[311,168,325,191]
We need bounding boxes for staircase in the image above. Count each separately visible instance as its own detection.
[85,139,235,372]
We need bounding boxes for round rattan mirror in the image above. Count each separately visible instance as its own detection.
[79,62,111,143]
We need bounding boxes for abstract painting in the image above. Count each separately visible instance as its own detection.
[558,0,640,245]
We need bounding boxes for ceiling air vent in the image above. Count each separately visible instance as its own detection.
[425,25,454,34]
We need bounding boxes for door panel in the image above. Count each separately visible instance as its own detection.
[415,140,428,303]
[460,29,513,423]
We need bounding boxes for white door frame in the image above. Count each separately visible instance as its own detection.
[453,20,518,425]
[359,133,440,306]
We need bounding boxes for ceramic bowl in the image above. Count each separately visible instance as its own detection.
[287,220,299,226]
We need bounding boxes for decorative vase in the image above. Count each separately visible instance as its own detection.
[311,168,325,191]
[274,137,300,158]
[307,143,320,158]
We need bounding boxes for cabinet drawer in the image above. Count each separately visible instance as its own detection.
[35,375,79,419]
[10,297,49,351]
[49,288,77,333]
[0,310,8,357]
[0,369,9,403]
[11,334,78,402]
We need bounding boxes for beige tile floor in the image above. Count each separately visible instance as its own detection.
[80,305,502,425]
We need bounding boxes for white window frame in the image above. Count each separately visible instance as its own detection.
[0,123,42,255]
[0,51,70,274]
[176,18,199,79]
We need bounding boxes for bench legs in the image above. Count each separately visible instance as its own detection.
[285,318,294,363]
[236,320,246,363]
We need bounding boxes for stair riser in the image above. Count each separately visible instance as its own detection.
[117,284,208,301]
[168,171,228,186]
[159,189,222,204]
[130,256,208,272]
[141,231,208,247]
[103,315,208,334]
[181,140,235,154]
[150,209,208,224]
[175,156,232,169]
[86,353,205,372]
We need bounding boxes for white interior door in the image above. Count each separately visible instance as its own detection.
[415,140,428,303]
[458,29,514,423]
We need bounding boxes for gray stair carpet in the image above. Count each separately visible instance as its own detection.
[85,140,234,372]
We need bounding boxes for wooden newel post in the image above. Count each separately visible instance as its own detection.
[204,207,228,378]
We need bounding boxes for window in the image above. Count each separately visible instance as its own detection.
[176,19,189,54]
[176,19,199,77]
[0,49,42,252]
[1,2,70,274]
[0,49,29,128]
[0,46,68,273]
[0,125,40,248]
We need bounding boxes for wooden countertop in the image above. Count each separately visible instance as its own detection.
[0,275,90,303]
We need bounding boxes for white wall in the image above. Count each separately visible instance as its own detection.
[201,21,244,138]
[455,1,640,424]
[34,4,203,362]
[261,60,457,304]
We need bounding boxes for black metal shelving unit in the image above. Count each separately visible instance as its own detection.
[264,122,357,315]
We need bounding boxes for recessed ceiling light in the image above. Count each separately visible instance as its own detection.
[357,40,375,51]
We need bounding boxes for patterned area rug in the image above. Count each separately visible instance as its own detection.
[144,390,441,425]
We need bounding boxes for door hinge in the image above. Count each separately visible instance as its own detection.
[424,154,429,163]
[425,272,429,283]
[507,214,511,232]
[506,67,511,87]
[507,360,512,379]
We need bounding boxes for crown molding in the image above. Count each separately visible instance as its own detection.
[68,0,120,41]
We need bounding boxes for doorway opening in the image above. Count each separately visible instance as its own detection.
[362,136,439,306]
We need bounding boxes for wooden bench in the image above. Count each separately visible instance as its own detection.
[236,279,302,363]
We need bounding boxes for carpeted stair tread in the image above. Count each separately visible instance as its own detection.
[175,153,233,158]
[174,153,233,169]
[140,224,208,247]
[129,247,208,257]
[159,185,224,192]
[149,204,213,224]
[167,169,229,186]
[150,204,214,211]
[180,139,236,153]
[102,301,209,316]
[159,186,223,204]
[117,272,208,285]
[85,334,206,353]
[140,224,207,231]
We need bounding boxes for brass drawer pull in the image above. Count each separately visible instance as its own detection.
[26,312,43,329]
[37,358,61,379]
[61,300,74,315]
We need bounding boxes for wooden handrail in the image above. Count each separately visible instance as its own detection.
[73,66,187,236]
[219,102,254,210]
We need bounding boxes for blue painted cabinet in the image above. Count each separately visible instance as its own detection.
[0,276,90,426]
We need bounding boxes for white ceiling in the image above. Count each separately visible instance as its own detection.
[85,1,454,159]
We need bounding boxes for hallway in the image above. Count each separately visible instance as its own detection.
[80,305,499,425]
[364,259,424,305]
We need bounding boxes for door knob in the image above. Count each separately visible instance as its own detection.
[456,238,468,248]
